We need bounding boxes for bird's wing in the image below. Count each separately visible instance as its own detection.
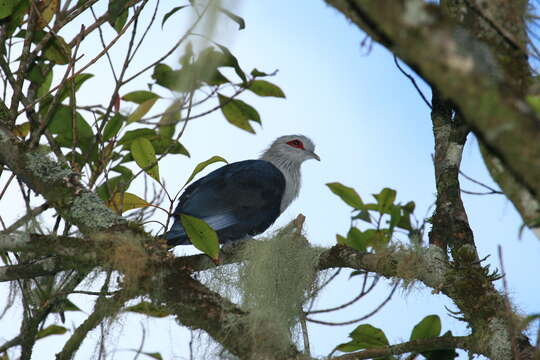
[167,160,285,245]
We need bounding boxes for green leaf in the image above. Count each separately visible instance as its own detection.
[349,324,389,347]
[363,229,391,250]
[389,205,401,230]
[251,68,270,77]
[151,136,189,157]
[396,201,415,231]
[142,352,163,360]
[43,35,71,64]
[336,324,389,353]
[38,70,53,98]
[48,105,94,144]
[125,301,171,318]
[349,270,365,278]
[179,42,194,66]
[335,342,364,353]
[0,0,18,19]
[184,155,227,187]
[118,128,156,147]
[352,209,371,223]
[13,122,30,137]
[122,91,160,104]
[111,165,133,178]
[247,80,285,98]
[102,113,125,141]
[347,227,367,251]
[51,298,81,313]
[161,5,188,28]
[218,94,260,133]
[108,0,129,30]
[37,0,59,28]
[152,63,199,92]
[336,234,347,245]
[374,188,397,213]
[326,182,364,210]
[403,201,415,213]
[113,9,128,33]
[130,137,160,181]
[180,214,220,260]
[58,73,94,102]
[36,324,68,340]
[127,98,158,124]
[158,99,182,138]
[410,315,441,341]
[107,192,152,214]
[218,7,245,30]
[152,63,174,89]
[96,176,132,201]
[215,44,247,83]
[5,0,29,35]
[527,95,540,115]
[28,63,47,83]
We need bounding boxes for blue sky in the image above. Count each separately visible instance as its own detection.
[1,1,538,359]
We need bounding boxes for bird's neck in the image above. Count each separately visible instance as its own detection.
[260,154,301,212]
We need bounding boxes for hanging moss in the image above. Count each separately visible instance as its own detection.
[236,223,324,352]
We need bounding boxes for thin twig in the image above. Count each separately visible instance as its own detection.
[10,1,37,119]
[90,6,118,82]
[459,170,503,194]
[1,203,50,235]
[393,55,431,109]
[122,3,208,85]
[299,305,311,356]
[17,10,141,118]
[307,282,398,326]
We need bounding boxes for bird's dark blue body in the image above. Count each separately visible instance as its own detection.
[166,160,286,246]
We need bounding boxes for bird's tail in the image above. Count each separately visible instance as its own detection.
[165,218,190,246]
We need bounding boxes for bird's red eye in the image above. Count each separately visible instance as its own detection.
[286,139,304,149]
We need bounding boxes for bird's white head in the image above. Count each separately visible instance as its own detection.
[261,135,320,164]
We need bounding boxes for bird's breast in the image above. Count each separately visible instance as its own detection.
[279,167,301,212]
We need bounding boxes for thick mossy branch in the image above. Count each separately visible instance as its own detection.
[429,91,473,254]
[0,127,125,233]
[152,266,303,360]
[324,0,540,234]
[0,231,526,359]
[441,0,540,233]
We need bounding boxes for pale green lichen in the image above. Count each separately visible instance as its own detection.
[70,191,125,230]
[486,318,512,360]
[446,143,464,167]
[25,151,71,183]
[0,128,12,143]
[420,245,448,286]
[403,0,434,26]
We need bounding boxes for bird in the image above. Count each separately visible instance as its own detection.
[166,135,320,247]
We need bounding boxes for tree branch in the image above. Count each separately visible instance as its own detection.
[324,0,540,237]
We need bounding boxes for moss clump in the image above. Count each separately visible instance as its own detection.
[236,223,323,352]
[108,236,149,289]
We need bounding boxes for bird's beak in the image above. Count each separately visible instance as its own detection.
[309,151,321,161]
